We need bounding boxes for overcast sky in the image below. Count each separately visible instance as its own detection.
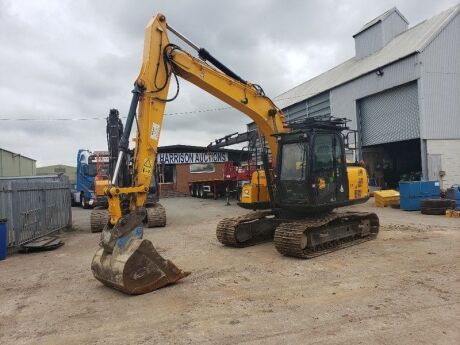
[0,0,457,166]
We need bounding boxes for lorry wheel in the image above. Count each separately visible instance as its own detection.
[81,195,89,209]
[198,185,204,198]
[192,185,198,197]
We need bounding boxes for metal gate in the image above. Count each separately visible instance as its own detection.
[0,175,71,248]
[358,82,419,146]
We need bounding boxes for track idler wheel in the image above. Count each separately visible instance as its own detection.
[91,208,189,295]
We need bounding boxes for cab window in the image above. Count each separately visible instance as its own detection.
[280,143,307,180]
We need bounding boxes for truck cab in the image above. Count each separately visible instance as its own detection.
[88,151,110,207]
[74,149,96,208]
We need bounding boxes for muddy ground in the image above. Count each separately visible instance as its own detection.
[0,197,459,345]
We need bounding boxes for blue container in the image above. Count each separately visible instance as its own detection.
[399,181,441,211]
[0,219,7,261]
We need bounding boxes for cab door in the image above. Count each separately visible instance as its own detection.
[277,141,310,203]
[312,133,347,205]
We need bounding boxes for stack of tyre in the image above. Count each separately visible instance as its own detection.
[420,199,456,215]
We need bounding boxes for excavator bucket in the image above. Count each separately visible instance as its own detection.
[91,209,189,295]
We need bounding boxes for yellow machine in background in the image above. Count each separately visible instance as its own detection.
[91,13,379,295]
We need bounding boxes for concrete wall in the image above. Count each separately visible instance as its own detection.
[0,149,36,177]
[426,139,460,188]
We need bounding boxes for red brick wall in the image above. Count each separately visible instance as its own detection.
[174,163,225,193]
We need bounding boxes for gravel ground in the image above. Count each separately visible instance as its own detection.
[0,197,459,345]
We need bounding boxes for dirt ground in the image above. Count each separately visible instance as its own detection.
[0,197,459,345]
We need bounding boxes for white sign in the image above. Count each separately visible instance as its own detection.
[150,122,161,140]
[158,152,228,165]
[90,157,109,163]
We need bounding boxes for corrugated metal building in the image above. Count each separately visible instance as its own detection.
[274,5,460,188]
[0,148,36,177]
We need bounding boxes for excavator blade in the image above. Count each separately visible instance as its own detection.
[91,211,189,295]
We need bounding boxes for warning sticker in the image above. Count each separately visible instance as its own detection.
[142,157,153,175]
[150,122,161,140]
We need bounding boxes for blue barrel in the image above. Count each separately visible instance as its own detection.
[0,219,7,260]
[399,181,441,211]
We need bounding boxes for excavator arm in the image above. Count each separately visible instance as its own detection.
[91,13,285,294]
[109,13,284,222]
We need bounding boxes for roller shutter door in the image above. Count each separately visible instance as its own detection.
[358,82,419,146]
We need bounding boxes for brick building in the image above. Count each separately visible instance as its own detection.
[157,145,249,195]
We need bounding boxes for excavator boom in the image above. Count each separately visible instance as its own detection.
[91,13,286,294]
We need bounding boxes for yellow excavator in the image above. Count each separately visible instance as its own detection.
[91,13,379,295]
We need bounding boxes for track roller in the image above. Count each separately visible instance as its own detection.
[90,207,109,233]
[145,203,167,227]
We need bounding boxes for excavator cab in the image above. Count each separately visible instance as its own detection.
[239,117,355,214]
[274,119,350,214]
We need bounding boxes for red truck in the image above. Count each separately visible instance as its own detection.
[188,161,253,199]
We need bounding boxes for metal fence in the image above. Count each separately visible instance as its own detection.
[0,175,71,248]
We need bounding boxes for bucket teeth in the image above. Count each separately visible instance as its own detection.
[92,238,190,295]
[91,210,189,295]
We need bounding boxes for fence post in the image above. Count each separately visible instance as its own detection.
[42,186,48,234]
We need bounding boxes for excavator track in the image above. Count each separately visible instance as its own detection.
[274,212,379,259]
[146,203,167,228]
[216,211,281,247]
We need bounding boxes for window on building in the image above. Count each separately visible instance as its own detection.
[190,163,215,173]
[159,164,175,183]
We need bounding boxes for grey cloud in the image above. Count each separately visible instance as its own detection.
[0,0,458,166]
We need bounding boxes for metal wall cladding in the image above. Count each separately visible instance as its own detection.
[355,22,383,59]
[358,81,420,146]
[419,10,460,139]
[284,91,331,122]
[0,175,71,248]
[381,11,408,46]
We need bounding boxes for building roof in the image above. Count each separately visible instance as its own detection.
[0,147,36,161]
[275,4,460,109]
[353,7,409,37]
[36,164,76,169]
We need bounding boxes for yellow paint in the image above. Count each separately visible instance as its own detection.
[142,157,153,176]
[318,178,326,190]
[107,13,286,224]
[347,165,369,200]
[94,178,109,198]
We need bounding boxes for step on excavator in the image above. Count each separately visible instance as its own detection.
[90,109,166,232]
[91,13,379,295]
